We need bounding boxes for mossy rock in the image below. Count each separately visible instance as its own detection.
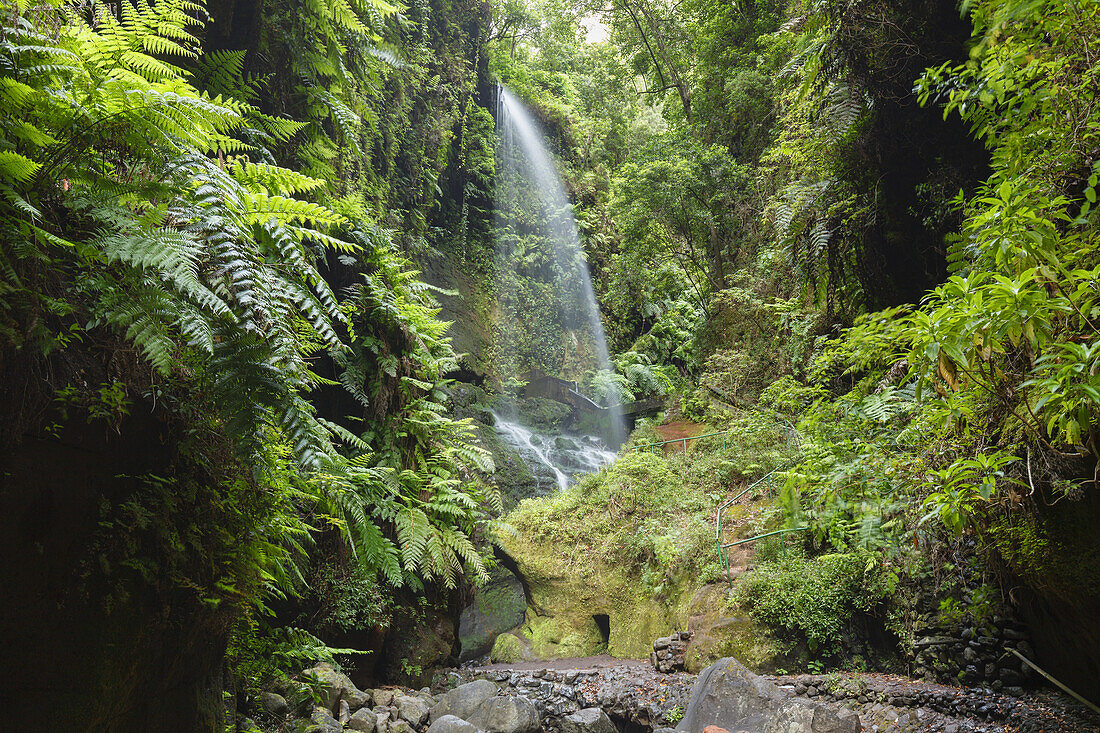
[504,547,680,658]
[490,632,532,663]
[496,439,790,663]
[522,611,608,658]
[458,566,528,660]
[685,616,779,673]
[500,538,711,659]
[383,609,455,687]
[517,397,572,431]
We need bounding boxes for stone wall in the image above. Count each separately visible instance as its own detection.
[650,631,692,673]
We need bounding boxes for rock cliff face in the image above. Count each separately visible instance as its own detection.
[493,537,778,672]
[459,566,529,661]
[0,349,233,731]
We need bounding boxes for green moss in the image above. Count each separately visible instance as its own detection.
[731,546,890,658]
[517,397,572,431]
[490,633,527,663]
[685,617,780,673]
[989,508,1100,599]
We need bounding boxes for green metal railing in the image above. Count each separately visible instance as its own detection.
[715,461,807,585]
[628,424,800,454]
[628,430,733,453]
[622,422,806,585]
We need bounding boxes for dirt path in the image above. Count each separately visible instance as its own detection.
[472,655,646,672]
[655,421,708,454]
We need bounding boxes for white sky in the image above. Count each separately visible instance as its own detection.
[581,15,609,43]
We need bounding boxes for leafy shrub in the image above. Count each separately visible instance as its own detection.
[734,545,888,655]
[310,560,394,633]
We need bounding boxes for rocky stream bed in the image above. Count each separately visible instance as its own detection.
[248,656,1100,733]
[450,659,1100,733]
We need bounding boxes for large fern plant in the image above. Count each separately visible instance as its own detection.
[0,0,498,600]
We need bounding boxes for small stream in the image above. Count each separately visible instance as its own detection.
[492,411,617,492]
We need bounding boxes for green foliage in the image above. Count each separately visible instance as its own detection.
[612,132,754,301]
[227,616,368,701]
[920,451,1019,536]
[734,544,889,655]
[510,412,796,597]
[0,0,508,708]
[937,583,995,628]
[310,559,394,633]
[900,0,1100,463]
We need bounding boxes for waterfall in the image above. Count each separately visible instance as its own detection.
[491,412,617,493]
[493,85,626,451]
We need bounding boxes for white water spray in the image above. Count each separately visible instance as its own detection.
[492,412,617,493]
[494,86,626,448]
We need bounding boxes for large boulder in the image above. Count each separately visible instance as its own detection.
[466,695,540,733]
[426,715,481,733]
[459,566,528,660]
[430,680,500,722]
[489,632,532,663]
[348,708,378,733]
[675,658,859,733]
[303,662,360,712]
[395,694,431,727]
[383,610,456,687]
[560,707,616,733]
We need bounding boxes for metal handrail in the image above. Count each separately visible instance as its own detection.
[719,526,809,550]
[715,460,803,585]
[622,422,805,585]
[628,424,800,454]
[628,430,732,453]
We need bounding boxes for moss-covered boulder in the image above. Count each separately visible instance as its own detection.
[490,632,532,663]
[685,617,779,673]
[382,609,455,687]
[458,566,527,660]
[517,397,573,432]
[680,584,779,673]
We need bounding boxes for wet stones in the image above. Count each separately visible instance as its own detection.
[430,680,501,723]
[779,671,1032,724]
[448,664,694,730]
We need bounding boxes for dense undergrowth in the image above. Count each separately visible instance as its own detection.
[0,0,504,724]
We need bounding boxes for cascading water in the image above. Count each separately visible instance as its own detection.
[491,412,617,493]
[493,86,625,480]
